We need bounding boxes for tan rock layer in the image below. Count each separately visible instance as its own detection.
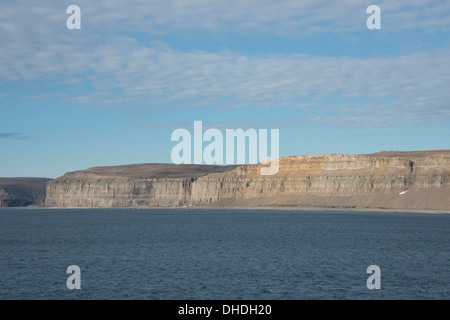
[45,150,450,210]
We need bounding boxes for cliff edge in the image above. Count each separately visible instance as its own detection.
[45,150,450,211]
[0,178,51,207]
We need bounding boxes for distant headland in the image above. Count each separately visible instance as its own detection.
[1,150,449,212]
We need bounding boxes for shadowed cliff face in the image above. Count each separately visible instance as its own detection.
[45,151,450,210]
[0,178,52,207]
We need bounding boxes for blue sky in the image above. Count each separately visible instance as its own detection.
[1,0,449,178]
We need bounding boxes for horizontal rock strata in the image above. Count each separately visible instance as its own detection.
[0,178,51,207]
[45,150,450,211]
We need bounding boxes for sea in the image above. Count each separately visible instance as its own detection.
[0,208,448,300]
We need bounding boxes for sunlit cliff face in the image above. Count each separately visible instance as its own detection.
[45,151,450,211]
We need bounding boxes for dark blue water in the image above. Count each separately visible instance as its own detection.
[0,209,448,300]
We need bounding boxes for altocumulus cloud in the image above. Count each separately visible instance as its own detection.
[0,0,449,129]
[2,37,449,128]
[2,0,448,34]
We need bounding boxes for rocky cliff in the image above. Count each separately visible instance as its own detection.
[0,178,51,207]
[45,150,450,211]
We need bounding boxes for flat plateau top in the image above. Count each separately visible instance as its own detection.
[365,150,450,157]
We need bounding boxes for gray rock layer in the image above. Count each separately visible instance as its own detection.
[0,178,51,207]
[45,151,450,211]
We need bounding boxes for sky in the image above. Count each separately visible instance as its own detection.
[0,0,449,178]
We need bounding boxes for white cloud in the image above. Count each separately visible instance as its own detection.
[1,0,449,37]
[4,35,449,128]
[0,0,449,129]
[87,0,450,34]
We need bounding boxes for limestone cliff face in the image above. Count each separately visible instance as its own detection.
[45,164,235,208]
[45,151,450,210]
[0,178,51,207]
